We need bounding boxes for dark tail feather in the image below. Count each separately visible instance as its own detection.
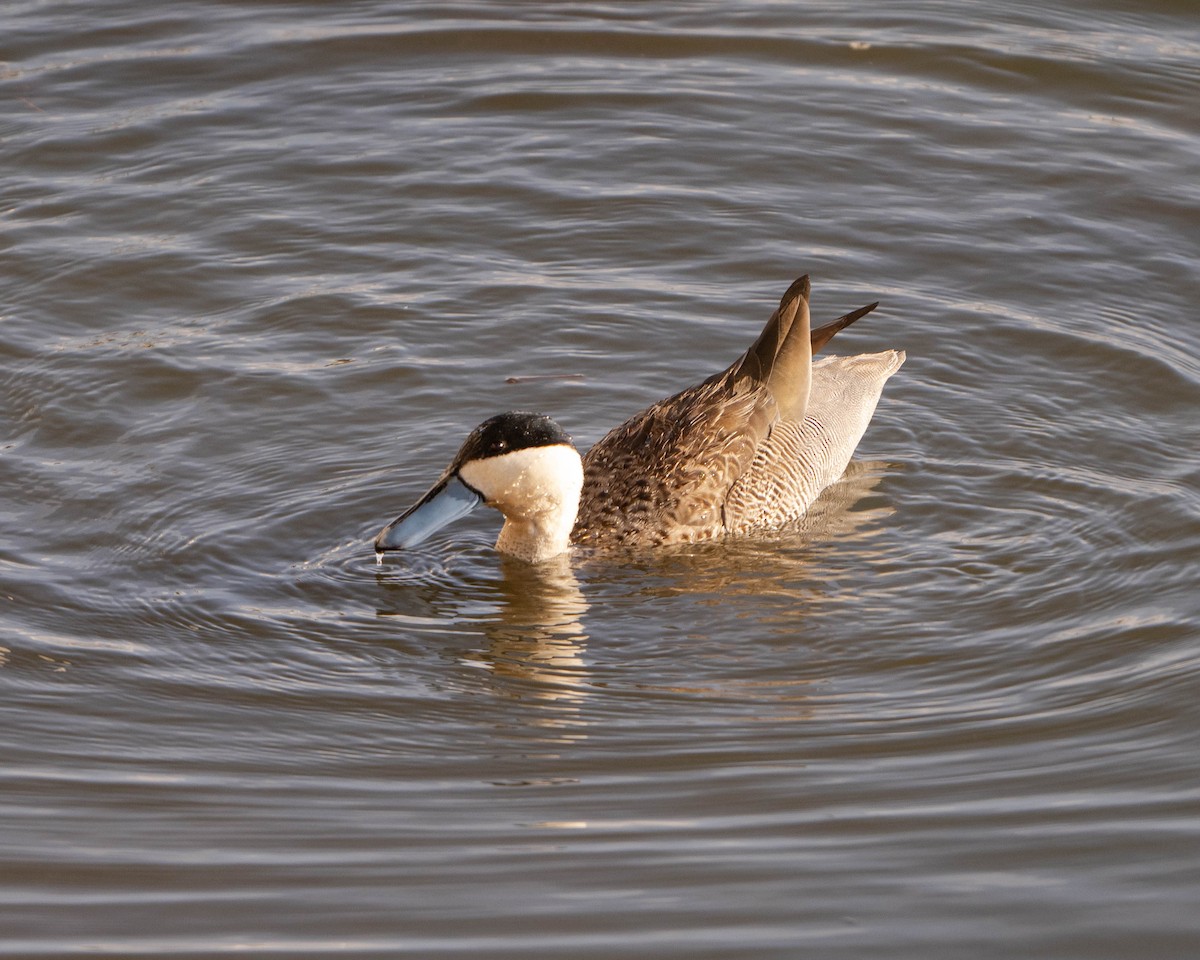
[810,301,878,355]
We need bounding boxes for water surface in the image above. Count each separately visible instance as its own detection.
[3,1,1199,957]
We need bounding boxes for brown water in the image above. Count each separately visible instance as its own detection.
[3,2,1199,957]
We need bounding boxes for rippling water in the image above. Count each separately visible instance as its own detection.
[4,1,1199,957]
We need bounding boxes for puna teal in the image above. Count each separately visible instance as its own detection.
[374,275,904,563]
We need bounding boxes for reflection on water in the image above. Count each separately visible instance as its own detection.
[468,555,591,719]
[375,549,591,729]
[371,459,893,730]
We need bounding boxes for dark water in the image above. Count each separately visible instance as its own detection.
[3,2,1199,957]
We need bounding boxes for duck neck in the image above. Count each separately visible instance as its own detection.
[495,506,577,563]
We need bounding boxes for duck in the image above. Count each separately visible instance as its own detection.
[374,275,904,563]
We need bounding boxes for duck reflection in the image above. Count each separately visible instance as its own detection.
[461,553,591,718]
[373,457,893,727]
[373,547,591,729]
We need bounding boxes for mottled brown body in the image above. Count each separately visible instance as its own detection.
[571,277,899,549]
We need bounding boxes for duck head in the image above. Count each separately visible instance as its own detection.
[374,411,583,564]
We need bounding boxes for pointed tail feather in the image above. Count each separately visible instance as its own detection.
[811,301,879,354]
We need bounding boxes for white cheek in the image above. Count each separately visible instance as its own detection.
[459,444,582,513]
